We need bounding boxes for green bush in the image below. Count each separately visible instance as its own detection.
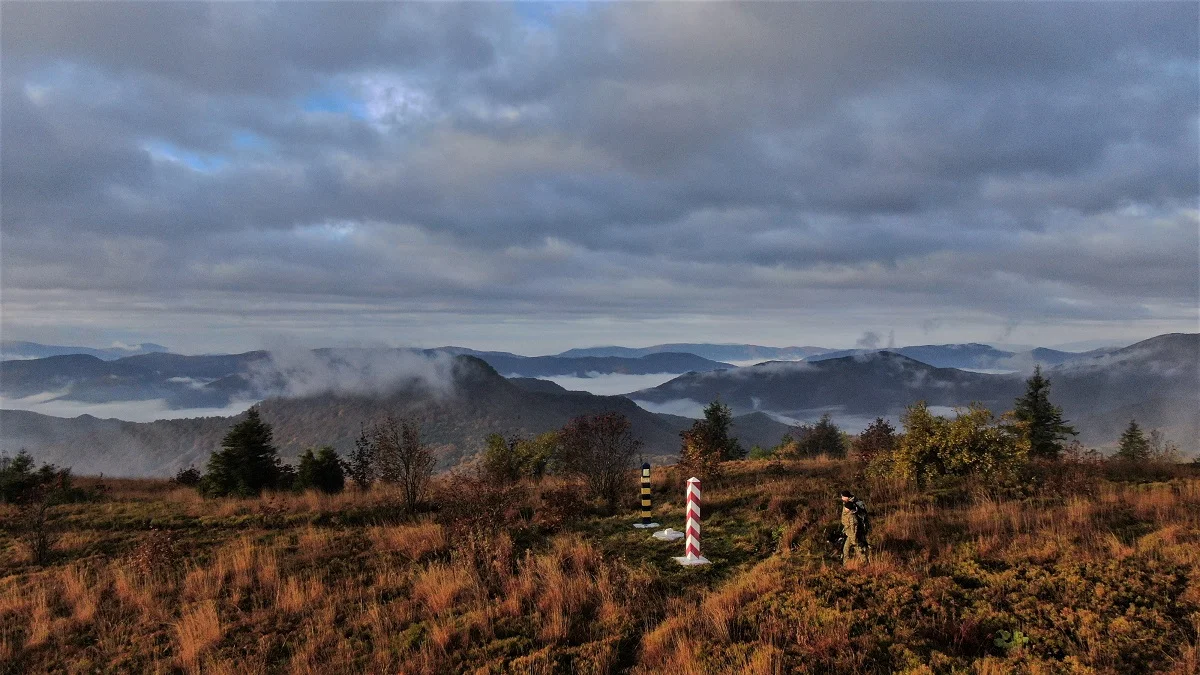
[294,446,346,494]
[882,402,1029,487]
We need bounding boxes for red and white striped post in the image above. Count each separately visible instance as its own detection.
[674,477,710,566]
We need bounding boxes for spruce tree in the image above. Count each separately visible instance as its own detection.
[346,426,377,490]
[701,399,744,461]
[1116,419,1151,462]
[1012,365,1077,459]
[200,407,285,497]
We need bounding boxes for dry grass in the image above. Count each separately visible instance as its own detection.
[175,600,222,670]
[368,521,447,560]
[1,463,1197,673]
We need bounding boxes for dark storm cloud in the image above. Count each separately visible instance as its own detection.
[1,1,1196,350]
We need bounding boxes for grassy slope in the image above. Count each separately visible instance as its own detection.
[1,460,1198,674]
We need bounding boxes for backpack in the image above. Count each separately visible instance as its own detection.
[853,499,870,535]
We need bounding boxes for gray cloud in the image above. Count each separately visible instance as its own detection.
[1,2,1196,353]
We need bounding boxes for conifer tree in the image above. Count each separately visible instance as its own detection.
[699,399,744,461]
[346,426,377,490]
[1012,365,1077,459]
[200,407,286,497]
[1116,419,1151,462]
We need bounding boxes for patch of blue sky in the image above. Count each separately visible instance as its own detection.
[301,89,368,119]
[142,140,230,172]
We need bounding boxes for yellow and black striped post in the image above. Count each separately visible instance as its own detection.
[633,463,659,528]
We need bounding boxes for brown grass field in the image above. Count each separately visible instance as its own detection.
[2,459,1198,674]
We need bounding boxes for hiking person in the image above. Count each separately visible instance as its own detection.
[840,490,869,564]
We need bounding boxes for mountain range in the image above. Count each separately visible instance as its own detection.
[806,343,1112,370]
[0,340,169,361]
[0,356,790,476]
[556,343,829,362]
[629,333,1198,451]
[0,348,730,410]
[1,334,1194,474]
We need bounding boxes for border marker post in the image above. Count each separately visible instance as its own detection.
[673,477,710,566]
[633,463,660,528]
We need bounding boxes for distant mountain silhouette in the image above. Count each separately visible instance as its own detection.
[508,378,573,394]
[805,343,1111,370]
[0,357,707,476]
[630,334,1198,451]
[1,340,169,361]
[557,344,830,362]
[0,348,729,409]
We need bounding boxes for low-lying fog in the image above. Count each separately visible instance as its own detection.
[0,393,258,422]
[527,372,684,396]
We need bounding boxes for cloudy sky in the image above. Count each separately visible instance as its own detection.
[2,2,1196,355]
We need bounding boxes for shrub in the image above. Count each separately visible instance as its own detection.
[0,450,70,505]
[533,481,587,532]
[172,466,202,487]
[557,413,641,511]
[853,418,896,470]
[678,428,725,483]
[747,445,773,460]
[435,473,529,536]
[294,446,346,494]
[482,433,526,483]
[372,415,434,513]
[885,402,1029,487]
[785,413,847,458]
[130,527,182,577]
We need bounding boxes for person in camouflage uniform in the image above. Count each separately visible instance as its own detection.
[840,490,869,564]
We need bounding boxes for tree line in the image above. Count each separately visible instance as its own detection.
[179,407,644,513]
[675,365,1188,486]
[157,364,1192,503]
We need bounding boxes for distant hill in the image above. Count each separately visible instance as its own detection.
[1,340,169,361]
[508,377,573,394]
[805,343,1110,370]
[0,351,269,408]
[633,352,1023,416]
[0,357,700,476]
[0,348,729,409]
[630,334,1199,452]
[457,351,733,378]
[557,344,830,362]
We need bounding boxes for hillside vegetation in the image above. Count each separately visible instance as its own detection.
[2,457,1198,673]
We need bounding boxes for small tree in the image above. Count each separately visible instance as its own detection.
[678,425,725,483]
[483,433,525,483]
[295,446,346,494]
[1,449,62,504]
[373,416,434,513]
[558,413,641,511]
[346,426,377,490]
[854,417,896,470]
[1012,366,1077,459]
[200,407,287,497]
[787,413,846,458]
[700,399,744,461]
[520,431,558,481]
[1116,420,1151,462]
[0,451,72,565]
